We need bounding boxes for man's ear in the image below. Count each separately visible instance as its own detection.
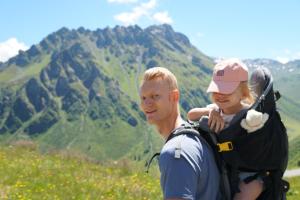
[170,89,180,102]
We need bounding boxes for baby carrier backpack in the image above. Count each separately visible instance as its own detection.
[204,66,289,199]
[146,66,289,200]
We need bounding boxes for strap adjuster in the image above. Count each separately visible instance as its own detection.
[217,141,233,152]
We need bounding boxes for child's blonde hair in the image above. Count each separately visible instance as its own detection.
[239,81,255,105]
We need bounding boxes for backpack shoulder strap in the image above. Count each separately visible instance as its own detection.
[165,124,199,142]
[165,125,200,159]
[229,107,248,125]
[186,122,232,200]
[145,125,198,172]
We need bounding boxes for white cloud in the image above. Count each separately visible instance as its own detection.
[114,8,145,25]
[0,38,28,62]
[108,0,138,4]
[114,0,161,26]
[141,0,156,10]
[276,57,290,64]
[152,11,173,24]
[114,11,144,25]
[275,49,300,63]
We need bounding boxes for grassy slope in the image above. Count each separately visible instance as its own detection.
[274,70,300,105]
[0,144,299,199]
[288,136,300,169]
[31,113,161,161]
[0,144,162,199]
[276,96,300,168]
[274,67,300,167]
[0,54,51,87]
[287,176,300,200]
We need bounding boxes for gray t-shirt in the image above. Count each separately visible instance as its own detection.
[159,131,221,200]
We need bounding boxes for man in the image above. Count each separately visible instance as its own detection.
[139,67,220,200]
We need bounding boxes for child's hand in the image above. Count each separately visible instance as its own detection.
[208,109,224,133]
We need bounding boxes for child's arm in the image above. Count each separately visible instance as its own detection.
[187,107,211,121]
[188,107,225,133]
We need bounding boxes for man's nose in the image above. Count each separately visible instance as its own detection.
[144,98,153,105]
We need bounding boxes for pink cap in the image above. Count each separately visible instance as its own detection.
[207,58,248,94]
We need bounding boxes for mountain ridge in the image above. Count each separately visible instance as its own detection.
[0,25,299,166]
[0,24,214,161]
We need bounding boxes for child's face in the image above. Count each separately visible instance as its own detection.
[212,85,243,114]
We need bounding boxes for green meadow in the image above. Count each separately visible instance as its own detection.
[0,142,299,200]
[0,142,162,200]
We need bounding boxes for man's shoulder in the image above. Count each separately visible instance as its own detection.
[161,133,204,160]
[163,127,218,161]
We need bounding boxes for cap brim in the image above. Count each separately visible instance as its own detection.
[206,80,240,94]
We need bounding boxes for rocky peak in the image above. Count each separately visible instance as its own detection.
[146,24,190,47]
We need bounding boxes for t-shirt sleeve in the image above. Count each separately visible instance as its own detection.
[206,103,219,111]
[159,149,198,200]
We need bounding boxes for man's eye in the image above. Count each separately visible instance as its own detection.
[153,94,160,99]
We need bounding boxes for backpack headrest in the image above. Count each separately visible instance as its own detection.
[250,67,272,97]
[250,67,274,110]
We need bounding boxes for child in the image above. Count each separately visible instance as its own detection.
[188,58,264,200]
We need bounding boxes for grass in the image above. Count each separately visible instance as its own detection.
[0,54,50,85]
[0,65,19,83]
[0,141,300,199]
[287,176,300,200]
[0,142,162,200]
[288,136,300,169]
[23,54,51,77]
[32,112,157,161]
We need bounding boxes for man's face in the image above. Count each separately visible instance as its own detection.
[139,79,175,125]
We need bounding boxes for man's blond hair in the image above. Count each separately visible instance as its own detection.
[141,67,178,90]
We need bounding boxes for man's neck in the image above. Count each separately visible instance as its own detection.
[157,115,185,140]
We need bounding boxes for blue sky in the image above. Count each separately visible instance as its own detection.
[1,0,299,63]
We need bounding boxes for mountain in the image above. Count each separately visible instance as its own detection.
[0,25,214,161]
[244,59,300,103]
[0,25,299,167]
